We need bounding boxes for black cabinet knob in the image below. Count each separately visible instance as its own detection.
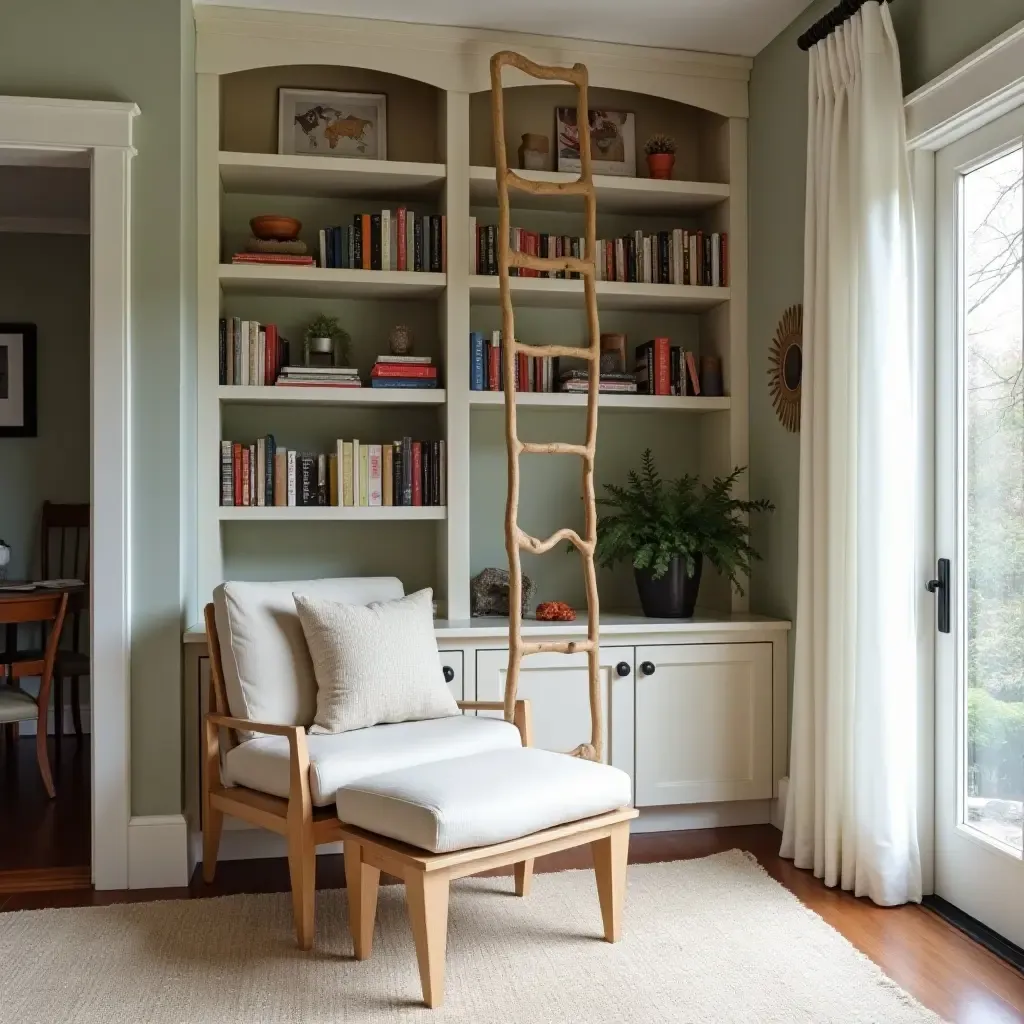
[639,661,656,676]
[615,661,631,677]
[442,665,455,683]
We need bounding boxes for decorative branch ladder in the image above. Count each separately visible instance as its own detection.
[490,51,604,762]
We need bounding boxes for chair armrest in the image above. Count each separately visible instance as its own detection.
[457,699,533,747]
[206,712,305,739]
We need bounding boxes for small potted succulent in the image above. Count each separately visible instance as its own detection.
[593,450,773,618]
[643,134,677,179]
[303,314,351,368]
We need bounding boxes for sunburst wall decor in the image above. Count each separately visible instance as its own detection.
[768,304,803,432]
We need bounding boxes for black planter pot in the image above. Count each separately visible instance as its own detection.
[634,554,703,618]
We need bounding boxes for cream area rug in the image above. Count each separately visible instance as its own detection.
[0,851,941,1023]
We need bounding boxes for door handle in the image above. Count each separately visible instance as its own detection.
[926,558,950,634]
[639,661,656,676]
[615,661,631,677]
[442,665,455,683]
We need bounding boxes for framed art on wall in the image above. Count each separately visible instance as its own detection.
[278,88,387,160]
[0,323,37,438]
[556,107,636,177]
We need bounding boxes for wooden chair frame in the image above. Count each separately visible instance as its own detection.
[200,602,535,950]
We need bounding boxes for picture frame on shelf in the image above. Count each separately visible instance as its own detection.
[0,323,37,438]
[556,107,635,177]
[278,88,387,160]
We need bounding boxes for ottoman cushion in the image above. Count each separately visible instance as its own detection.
[336,747,632,853]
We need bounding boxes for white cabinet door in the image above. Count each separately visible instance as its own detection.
[475,647,635,780]
[634,643,773,806]
[438,650,464,701]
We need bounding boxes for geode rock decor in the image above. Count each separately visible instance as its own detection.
[470,567,536,617]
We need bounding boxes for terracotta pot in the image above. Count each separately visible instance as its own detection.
[250,215,302,241]
[646,153,675,180]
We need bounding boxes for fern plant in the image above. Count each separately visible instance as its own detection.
[593,449,773,595]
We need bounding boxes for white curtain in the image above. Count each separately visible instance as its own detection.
[780,1,922,906]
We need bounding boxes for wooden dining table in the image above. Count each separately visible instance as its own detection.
[0,581,87,660]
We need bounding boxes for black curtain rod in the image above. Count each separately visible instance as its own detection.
[797,0,891,51]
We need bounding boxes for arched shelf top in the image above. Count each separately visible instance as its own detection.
[196,7,750,120]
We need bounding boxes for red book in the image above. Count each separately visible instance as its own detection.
[397,209,407,271]
[534,357,543,393]
[371,363,437,379]
[231,253,315,265]
[232,443,243,506]
[361,214,371,270]
[241,446,251,506]
[488,336,501,391]
[516,352,528,391]
[685,351,702,395]
[412,443,423,506]
[606,243,613,282]
[653,337,671,396]
[264,324,277,385]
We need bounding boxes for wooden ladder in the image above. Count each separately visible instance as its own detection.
[490,52,603,762]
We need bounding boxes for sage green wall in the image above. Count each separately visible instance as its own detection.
[748,1,1024,670]
[0,0,196,815]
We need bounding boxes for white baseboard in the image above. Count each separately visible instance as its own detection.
[128,814,190,889]
[635,800,773,833]
[771,777,789,830]
[16,704,92,737]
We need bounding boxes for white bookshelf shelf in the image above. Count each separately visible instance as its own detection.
[219,264,447,299]
[218,505,446,522]
[469,275,729,312]
[219,151,447,199]
[469,392,730,412]
[469,166,730,215]
[218,385,446,407]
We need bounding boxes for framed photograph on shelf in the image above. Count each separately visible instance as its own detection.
[0,323,37,438]
[278,88,387,160]
[556,107,636,177]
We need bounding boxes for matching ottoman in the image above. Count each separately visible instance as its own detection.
[336,746,637,1008]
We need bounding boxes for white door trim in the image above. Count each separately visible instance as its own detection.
[0,95,139,891]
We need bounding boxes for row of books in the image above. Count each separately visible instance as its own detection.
[317,212,446,273]
[470,222,727,287]
[219,318,287,387]
[469,331,559,392]
[635,340,707,397]
[220,436,447,508]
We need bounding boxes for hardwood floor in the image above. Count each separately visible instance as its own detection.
[0,811,1021,1021]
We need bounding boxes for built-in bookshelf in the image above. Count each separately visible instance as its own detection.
[196,27,750,620]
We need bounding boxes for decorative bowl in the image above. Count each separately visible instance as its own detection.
[250,215,302,241]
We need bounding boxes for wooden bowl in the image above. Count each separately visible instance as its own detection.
[250,215,301,241]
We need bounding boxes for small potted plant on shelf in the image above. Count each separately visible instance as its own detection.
[593,449,773,618]
[303,313,351,368]
[643,134,677,179]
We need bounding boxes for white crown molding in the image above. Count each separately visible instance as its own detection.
[0,96,139,155]
[195,5,750,117]
[905,18,1024,150]
[0,215,89,235]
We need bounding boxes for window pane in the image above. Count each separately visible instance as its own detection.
[963,145,1024,852]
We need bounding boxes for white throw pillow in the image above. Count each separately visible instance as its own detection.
[294,587,459,734]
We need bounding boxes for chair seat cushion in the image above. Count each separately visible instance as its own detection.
[335,747,633,854]
[0,687,39,723]
[223,713,522,807]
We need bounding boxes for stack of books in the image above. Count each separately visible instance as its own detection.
[230,252,316,267]
[470,221,727,286]
[558,369,638,394]
[635,339,702,396]
[469,331,558,392]
[220,435,446,508]
[219,318,285,386]
[276,365,362,389]
[369,355,438,390]
[318,211,446,272]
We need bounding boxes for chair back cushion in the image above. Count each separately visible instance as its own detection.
[295,587,458,734]
[212,577,404,728]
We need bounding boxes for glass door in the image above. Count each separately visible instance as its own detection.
[934,105,1024,946]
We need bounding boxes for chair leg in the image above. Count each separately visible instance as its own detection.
[344,840,381,960]
[591,823,630,943]
[53,676,64,755]
[35,724,55,799]
[70,676,84,738]
[201,799,224,884]
[286,816,316,951]
[406,871,450,1009]
[514,858,534,897]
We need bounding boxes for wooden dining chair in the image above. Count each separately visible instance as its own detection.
[0,593,69,797]
[40,502,90,742]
